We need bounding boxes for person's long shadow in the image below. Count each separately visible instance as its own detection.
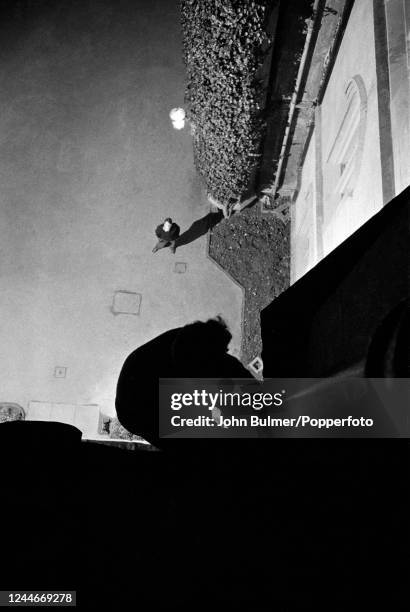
[175,211,223,248]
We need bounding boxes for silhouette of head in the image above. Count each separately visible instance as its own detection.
[163,218,172,231]
[171,316,232,375]
[115,316,248,446]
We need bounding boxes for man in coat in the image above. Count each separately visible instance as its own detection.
[152,217,180,254]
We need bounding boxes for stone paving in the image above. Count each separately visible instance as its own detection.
[0,1,243,424]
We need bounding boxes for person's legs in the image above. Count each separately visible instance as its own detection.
[169,240,177,254]
[152,239,170,253]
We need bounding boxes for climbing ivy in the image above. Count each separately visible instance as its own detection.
[180,0,272,206]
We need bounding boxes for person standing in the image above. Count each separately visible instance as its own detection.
[152,218,180,254]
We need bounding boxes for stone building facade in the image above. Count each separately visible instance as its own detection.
[260,0,409,283]
[291,0,409,281]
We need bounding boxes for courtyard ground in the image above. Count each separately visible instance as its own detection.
[0,0,243,424]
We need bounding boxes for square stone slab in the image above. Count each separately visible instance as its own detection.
[174,262,187,274]
[112,291,142,315]
[54,366,67,378]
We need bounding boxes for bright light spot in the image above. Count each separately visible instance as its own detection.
[170,107,186,130]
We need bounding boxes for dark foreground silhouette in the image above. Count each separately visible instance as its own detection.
[116,316,251,449]
[2,315,408,609]
[2,421,407,609]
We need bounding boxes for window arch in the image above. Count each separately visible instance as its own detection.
[327,75,367,202]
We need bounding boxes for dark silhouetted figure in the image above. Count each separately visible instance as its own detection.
[115,316,250,449]
[152,217,180,254]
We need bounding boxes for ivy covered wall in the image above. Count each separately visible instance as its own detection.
[180,0,273,208]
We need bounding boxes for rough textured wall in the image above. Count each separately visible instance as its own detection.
[180,0,273,207]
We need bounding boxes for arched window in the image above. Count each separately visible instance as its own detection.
[327,75,367,202]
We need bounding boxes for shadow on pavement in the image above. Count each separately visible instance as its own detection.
[176,211,223,248]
